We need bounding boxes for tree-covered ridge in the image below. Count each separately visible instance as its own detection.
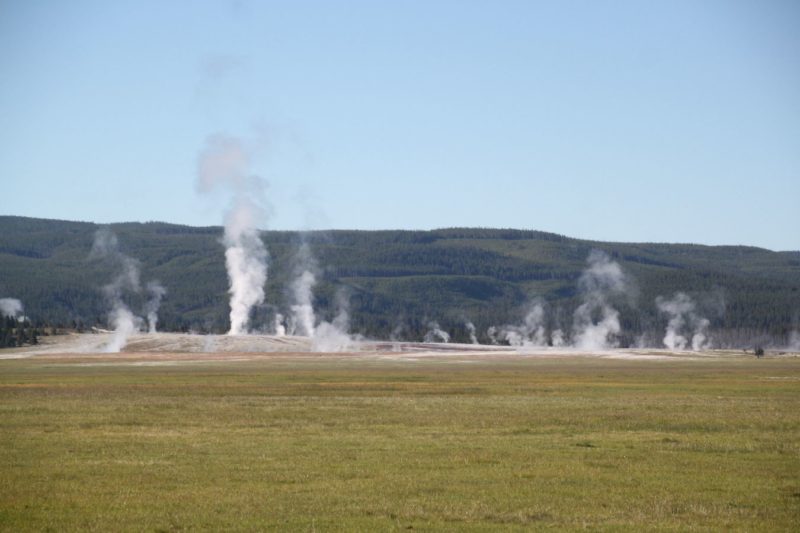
[0,216,798,347]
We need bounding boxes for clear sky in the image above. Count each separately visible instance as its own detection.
[1,0,798,250]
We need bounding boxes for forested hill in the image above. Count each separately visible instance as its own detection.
[1,215,798,347]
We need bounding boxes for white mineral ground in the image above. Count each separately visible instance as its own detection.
[1,332,797,364]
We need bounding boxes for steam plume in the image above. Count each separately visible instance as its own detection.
[498,301,549,348]
[465,321,479,344]
[486,326,499,345]
[282,237,355,351]
[551,328,565,347]
[0,298,23,318]
[144,281,166,333]
[389,323,405,342]
[197,134,269,335]
[424,322,450,343]
[273,312,286,336]
[289,242,317,337]
[789,331,800,352]
[106,307,141,353]
[91,229,144,352]
[312,289,353,352]
[656,292,712,351]
[572,250,627,350]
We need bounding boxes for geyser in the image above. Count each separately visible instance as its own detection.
[145,281,167,334]
[424,322,450,343]
[90,229,145,352]
[498,300,549,348]
[656,292,711,350]
[197,134,269,335]
[0,298,23,319]
[286,241,355,352]
[289,242,317,337]
[465,321,479,344]
[311,289,354,352]
[572,250,627,350]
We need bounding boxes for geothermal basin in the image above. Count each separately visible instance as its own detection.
[3,332,796,364]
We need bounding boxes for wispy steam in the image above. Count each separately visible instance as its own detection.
[312,289,353,352]
[197,134,269,335]
[424,321,450,343]
[91,229,141,293]
[572,250,627,350]
[91,228,144,352]
[281,236,356,352]
[106,307,141,353]
[465,321,479,344]
[289,242,317,337]
[692,322,711,351]
[0,298,23,318]
[273,312,286,336]
[551,328,565,347]
[656,292,711,351]
[390,323,406,342]
[486,326,499,345]
[144,281,167,334]
[486,253,629,350]
[499,301,549,348]
[789,331,800,352]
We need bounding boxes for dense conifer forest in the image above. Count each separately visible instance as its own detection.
[1,216,798,348]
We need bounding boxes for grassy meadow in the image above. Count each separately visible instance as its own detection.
[1,355,799,531]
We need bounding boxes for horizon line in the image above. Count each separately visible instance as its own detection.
[1,213,796,253]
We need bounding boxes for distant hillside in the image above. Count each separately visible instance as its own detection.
[1,216,798,347]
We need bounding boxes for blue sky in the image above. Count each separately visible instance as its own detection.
[1,0,798,250]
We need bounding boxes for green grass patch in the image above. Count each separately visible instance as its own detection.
[1,357,799,530]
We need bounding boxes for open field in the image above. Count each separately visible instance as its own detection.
[1,339,799,530]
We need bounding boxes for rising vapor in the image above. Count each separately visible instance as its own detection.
[572,250,627,350]
[789,331,800,352]
[486,326,499,345]
[289,242,317,337]
[197,134,269,335]
[389,323,406,343]
[144,281,167,333]
[0,298,23,318]
[273,312,287,336]
[465,321,479,344]
[91,228,144,352]
[311,289,354,352]
[424,322,450,343]
[656,292,711,351]
[105,307,141,353]
[499,301,549,349]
